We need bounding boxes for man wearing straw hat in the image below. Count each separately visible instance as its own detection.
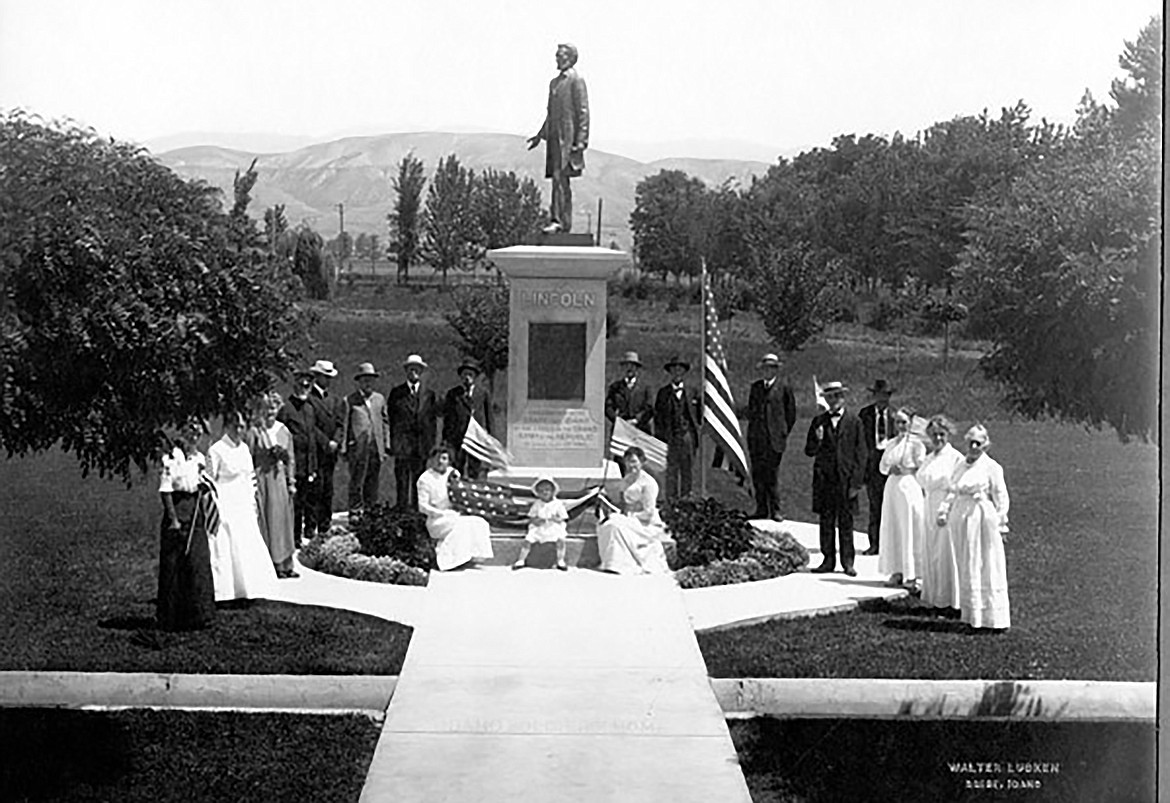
[804,380,867,576]
[442,356,493,480]
[388,354,439,510]
[747,352,797,521]
[341,362,389,521]
[653,356,701,499]
[307,359,345,535]
[605,351,654,473]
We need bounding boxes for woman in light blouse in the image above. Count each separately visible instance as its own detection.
[416,445,493,570]
[596,447,670,575]
[876,408,927,588]
[916,415,965,611]
[937,424,1011,631]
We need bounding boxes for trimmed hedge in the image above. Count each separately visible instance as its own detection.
[350,503,435,570]
[674,529,809,589]
[660,496,757,568]
[298,531,429,586]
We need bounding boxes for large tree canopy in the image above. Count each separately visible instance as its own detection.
[0,112,310,478]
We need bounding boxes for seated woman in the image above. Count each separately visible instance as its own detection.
[156,417,216,631]
[596,447,671,575]
[416,445,493,571]
[208,408,279,602]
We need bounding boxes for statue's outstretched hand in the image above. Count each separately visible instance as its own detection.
[526,135,541,150]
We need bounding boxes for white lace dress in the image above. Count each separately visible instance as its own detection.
[877,434,927,580]
[207,435,278,601]
[941,453,1011,629]
[417,467,493,571]
[916,443,964,608]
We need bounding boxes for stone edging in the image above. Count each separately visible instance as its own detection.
[1,673,1153,722]
[709,678,1156,721]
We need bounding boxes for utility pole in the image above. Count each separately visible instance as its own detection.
[336,203,348,275]
[596,197,603,246]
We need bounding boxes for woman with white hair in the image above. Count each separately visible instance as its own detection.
[937,424,1011,631]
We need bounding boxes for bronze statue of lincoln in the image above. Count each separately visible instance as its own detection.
[527,42,589,234]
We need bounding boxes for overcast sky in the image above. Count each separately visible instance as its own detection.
[0,0,1159,161]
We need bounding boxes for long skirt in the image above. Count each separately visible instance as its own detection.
[877,473,925,580]
[210,480,279,601]
[920,489,961,609]
[157,492,216,631]
[597,515,670,575]
[951,496,1011,629]
[428,513,493,571]
[256,469,295,570]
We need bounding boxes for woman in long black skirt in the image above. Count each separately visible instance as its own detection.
[157,418,217,631]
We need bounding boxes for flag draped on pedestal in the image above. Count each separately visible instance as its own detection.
[448,478,603,529]
[701,272,751,486]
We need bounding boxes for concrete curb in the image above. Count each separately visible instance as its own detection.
[709,678,1157,721]
[0,672,395,714]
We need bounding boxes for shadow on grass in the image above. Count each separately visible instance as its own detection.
[98,614,156,631]
[882,617,971,634]
[0,709,132,799]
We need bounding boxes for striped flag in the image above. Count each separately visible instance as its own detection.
[813,375,829,412]
[186,467,220,555]
[448,476,603,530]
[702,273,751,485]
[609,416,668,473]
[462,416,513,470]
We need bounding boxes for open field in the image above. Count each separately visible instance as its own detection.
[0,290,1157,682]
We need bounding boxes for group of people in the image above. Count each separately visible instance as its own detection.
[806,379,1011,632]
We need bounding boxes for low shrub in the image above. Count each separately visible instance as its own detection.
[660,496,756,569]
[298,531,429,586]
[673,528,809,589]
[350,503,435,570]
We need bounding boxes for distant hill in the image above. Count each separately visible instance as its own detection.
[154,132,774,251]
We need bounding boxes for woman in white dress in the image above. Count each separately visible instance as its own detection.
[416,445,493,571]
[916,415,965,610]
[596,447,670,575]
[207,409,279,601]
[937,424,1011,631]
[877,408,927,588]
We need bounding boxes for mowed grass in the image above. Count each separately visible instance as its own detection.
[0,289,1158,681]
[0,708,380,803]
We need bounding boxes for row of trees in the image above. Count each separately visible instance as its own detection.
[629,16,1161,442]
[389,154,548,283]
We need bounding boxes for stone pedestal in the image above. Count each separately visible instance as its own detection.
[487,245,628,490]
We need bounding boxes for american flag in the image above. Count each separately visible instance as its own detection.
[448,476,603,530]
[186,467,220,555]
[813,375,829,412]
[462,416,513,470]
[702,272,751,485]
[609,416,668,473]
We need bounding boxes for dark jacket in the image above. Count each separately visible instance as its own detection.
[441,383,493,448]
[308,385,346,458]
[804,409,868,514]
[604,377,654,430]
[858,403,897,479]
[387,382,439,460]
[277,395,319,479]
[653,383,701,448]
[746,378,797,455]
[537,67,589,178]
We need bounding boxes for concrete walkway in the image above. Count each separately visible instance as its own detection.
[358,567,752,803]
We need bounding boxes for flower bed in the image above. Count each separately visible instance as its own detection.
[298,503,432,586]
[661,496,809,589]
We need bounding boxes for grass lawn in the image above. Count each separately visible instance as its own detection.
[0,708,380,803]
[729,717,1156,803]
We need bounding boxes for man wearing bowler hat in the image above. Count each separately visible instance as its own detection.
[746,352,797,521]
[859,378,897,555]
[442,357,493,480]
[307,359,345,535]
[804,381,867,576]
[388,354,439,510]
[341,362,389,521]
[654,356,701,499]
[605,351,654,473]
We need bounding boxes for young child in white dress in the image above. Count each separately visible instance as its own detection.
[513,476,569,571]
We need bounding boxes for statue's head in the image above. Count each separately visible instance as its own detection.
[556,43,578,69]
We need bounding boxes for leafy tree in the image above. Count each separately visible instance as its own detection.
[294,225,330,300]
[629,169,709,282]
[0,112,310,479]
[752,244,846,352]
[956,16,1161,442]
[444,285,509,390]
[263,204,288,253]
[421,154,480,283]
[390,152,426,283]
[472,169,547,257]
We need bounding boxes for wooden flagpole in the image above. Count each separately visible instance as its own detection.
[699,258,708,499]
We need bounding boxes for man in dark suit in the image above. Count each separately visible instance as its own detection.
[746,352,798,521]
[605,350,654,473]
[442,357,493,480]
[526,42,589,233]
[858,378,896,555]
[387,354,439,510]
[804,381,868,576]
[653,356,701,500]
[307,359,346,535]
[340,362,389,520]
[277,367,319,547]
